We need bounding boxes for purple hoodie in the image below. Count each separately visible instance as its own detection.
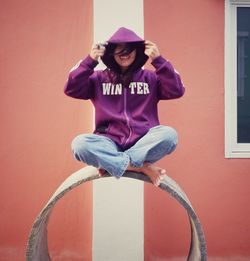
[64,27,185,150]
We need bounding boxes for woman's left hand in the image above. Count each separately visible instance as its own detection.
[144,40,160,61]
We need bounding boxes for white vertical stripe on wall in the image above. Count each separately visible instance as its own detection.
[92,1,144,261]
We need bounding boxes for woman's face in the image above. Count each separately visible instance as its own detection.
[114,44,136,72]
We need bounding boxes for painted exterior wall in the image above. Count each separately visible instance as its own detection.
[1,0,250,260]
[144,0,250,260]
[92,1,144,261]
[0,0,93,260]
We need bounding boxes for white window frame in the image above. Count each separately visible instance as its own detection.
[225,0,250,158]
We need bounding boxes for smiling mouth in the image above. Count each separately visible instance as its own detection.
[119,55,130,59]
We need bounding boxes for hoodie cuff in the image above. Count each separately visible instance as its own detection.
[151,55,167,68]
[80,55,99,69]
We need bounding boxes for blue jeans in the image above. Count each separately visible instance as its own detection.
[71,125,178,178]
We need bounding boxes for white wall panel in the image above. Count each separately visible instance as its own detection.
[93,1,144,260]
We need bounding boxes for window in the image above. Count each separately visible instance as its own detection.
[225,0,250,158]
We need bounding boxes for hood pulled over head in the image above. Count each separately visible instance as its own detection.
[101,27,148,74]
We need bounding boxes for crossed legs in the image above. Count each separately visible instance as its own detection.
[71,125,178,186]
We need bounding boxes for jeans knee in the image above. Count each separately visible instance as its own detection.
[165,126,178,143]
[159,126,178,151]
[71,134,90,160]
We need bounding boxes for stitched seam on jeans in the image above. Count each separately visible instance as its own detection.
[116,154,130,178]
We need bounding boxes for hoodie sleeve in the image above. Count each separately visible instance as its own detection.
[151,56,185,100]
[64,55,99,99]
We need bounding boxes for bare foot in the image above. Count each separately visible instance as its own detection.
[127,163,166,186]
[143,164,166,186]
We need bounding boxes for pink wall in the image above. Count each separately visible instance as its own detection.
[0,1,93,260]
[1,1,250,260]
[144,0,250,260]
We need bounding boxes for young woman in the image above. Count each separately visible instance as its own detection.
[64,27,185,186]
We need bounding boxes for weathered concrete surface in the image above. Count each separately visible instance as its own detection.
[26,166,207,261]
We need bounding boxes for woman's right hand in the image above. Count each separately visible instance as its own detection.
[90,43,106,61]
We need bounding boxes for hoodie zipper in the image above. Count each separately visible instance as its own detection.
[123,87,132,147]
